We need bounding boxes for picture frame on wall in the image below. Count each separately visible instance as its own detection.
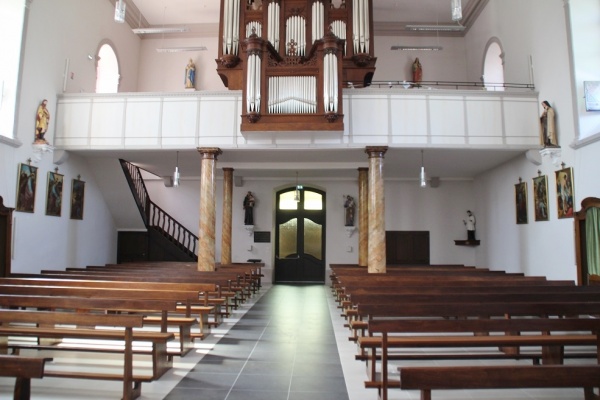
[70,178,85,220]
[532,175,549,222]
[515,181,528,224]
[15,163,38,213]
[555,167,575,219]
[45,171,64,217]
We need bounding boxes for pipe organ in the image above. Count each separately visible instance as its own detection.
[217,0,376,132]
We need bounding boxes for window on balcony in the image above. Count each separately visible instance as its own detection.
[95,43,120,94]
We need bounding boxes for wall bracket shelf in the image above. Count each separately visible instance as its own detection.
[454,240,480,246]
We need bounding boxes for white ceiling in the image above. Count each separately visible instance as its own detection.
[126,0,482,33]
[98,0,527,181]
[74,147,524,181]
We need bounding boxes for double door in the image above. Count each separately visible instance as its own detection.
[274,187,326,283]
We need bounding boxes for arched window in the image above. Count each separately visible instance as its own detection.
[483,39,505,92]
[95,43,120,93]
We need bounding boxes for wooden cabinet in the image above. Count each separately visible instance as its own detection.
[0,197,14,277]
[386,231,430,265]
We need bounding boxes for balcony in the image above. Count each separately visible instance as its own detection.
[54,86,539,151]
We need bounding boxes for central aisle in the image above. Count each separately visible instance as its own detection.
[164,284,350,400]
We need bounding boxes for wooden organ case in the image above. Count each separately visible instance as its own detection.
[216,0,376,132]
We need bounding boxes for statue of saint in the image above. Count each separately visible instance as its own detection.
[463,210,476,241]
[539,100,558,147]
[243,191,255,225]
[344,195,356,227]
[185,59,196,89]
[412,58,422,87]
[35,99,50,143]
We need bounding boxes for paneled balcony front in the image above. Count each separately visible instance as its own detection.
[54,87,540,151]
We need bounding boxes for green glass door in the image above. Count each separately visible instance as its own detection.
[274,187,326,283]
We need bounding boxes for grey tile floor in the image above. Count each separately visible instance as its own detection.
[0,282,595,400]
[164,284,349,400]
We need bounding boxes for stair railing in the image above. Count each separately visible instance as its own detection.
[119,159,198,258]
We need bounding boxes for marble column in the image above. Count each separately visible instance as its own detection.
[365,146,388,274]
[358,167,369,268]
[197,147,222,272]
[220,168,234,265]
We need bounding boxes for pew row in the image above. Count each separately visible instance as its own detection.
[0,309,162,400]
[0,355,52,400]
[367,318,600,400]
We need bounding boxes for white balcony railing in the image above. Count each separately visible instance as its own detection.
[54,88,540,150]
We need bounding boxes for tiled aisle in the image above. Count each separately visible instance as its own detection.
[164,284,349,400]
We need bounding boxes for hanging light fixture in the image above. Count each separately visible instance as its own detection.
[173,151,180,187]
[114,0,126,23]
[294,171,303,202]
[420,150,427,188]
[451,0,462,22]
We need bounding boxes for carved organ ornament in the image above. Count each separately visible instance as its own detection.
[216,0,376,132]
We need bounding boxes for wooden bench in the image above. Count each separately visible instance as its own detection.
[0,294,190,361]
[398,365,600,400]
[345,290,600,340]
[0,309,164,400]
[0,355,52,400]
[355,301,600,363]
[367,317,600,400]
[4,276,230,322]
[25,270,241,318]
[0,284,206,350]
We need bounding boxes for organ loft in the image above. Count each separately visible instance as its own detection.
[216,0,376,132]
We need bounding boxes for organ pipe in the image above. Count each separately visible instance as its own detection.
[223,0,241,55]
[352,0,369,54]
[312,2,324,42]
[267,2,280,51]
[268,76,317,114]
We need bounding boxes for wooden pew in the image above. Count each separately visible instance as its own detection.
[343,285,597,340]
[398,365,600,400]
[0,294,185,365]
[356,301,600,378]
[0,355,52,400]
[0,284,210,347]
[31,269,247,313]
[0,277,220,322]
[0,309,156,400]
[367,317,600,400]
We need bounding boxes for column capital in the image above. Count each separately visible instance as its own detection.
[222,167,234,172]
[365,146,388,158]
[358,167,369,172]
[197,147,223,159]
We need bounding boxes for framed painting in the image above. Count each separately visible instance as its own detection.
[532,175,549,221]
[70,179,85,220]
[45,171,64,217]
[15,163,38,213]
[515,181,528,224]
[555,167,575,219]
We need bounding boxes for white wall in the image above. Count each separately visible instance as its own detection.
[136,37,225,92]
[569,0,600,140]
[0,0,142,273]
[466,0,599,281]
[373,36,468,84]
[145,175,477,280]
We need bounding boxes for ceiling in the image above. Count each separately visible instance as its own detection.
[125,0,485,36]
[75,147,524,181]
[98,0,527,182]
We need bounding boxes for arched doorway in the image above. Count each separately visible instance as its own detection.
[274,187,326,283]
